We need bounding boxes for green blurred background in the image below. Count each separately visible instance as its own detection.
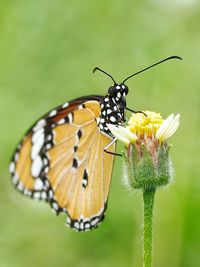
[0,1,199,266]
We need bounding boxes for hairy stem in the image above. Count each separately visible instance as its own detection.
[143,188,155,267]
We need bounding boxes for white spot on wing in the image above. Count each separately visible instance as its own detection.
[91,217,99,226]
[9,162,15,173]
[47,134,52,141]
[57,118,65,124]
[45,143,51,150]
[48,110,57,117]
[78,105,84,110]
[45,180,50,187]
[68,113,73,123]
[44,166,49,173]
[80,222,84,230]
[66,217,71,224]
[41,191,47,200]
[48,190,53,198]
[52,202,59,211]
[74,222,79,229]
[14,153,19,162]
[33,119,46,132]
[43,158,48,166]
[62,102,69,108]
[32,128,44,143]
[12,173,19,185]
[31,156,43,177]
[85,223,90,229]
[82,179,88,187]
[34,179,43,190]
[31,132,45,160]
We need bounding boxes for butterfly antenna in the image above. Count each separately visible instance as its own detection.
[122,55,182,83]
[93,67,117,84]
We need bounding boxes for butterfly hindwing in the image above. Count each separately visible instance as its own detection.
[10,96,115,231]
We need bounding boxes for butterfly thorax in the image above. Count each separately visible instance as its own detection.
[98,83,129,136]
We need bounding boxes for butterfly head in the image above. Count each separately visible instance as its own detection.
[108,83,129,98]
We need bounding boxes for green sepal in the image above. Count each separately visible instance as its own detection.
[123,143,172,191]
[156,143,171,186]
[123,147,140,189]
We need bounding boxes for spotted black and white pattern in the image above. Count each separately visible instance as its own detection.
[98,83,128,136]
[9,143,24,188]
[66,206,106,232]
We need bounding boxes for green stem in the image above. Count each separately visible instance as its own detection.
[143,188,156,267]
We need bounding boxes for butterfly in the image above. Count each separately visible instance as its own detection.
[9,56,181,231]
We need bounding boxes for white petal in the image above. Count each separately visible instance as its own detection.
[160,114,180,138]
[107,124,137,145]
[107,124,130,145]
[156,114,180,142]
[156,114,174,138]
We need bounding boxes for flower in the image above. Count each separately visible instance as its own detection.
[108,111,180,146]
[107,111,180,190]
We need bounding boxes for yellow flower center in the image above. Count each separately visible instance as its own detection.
[127,111,164,137]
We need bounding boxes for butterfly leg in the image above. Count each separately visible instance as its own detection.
[125,107,147,116]
[104,138,122,157]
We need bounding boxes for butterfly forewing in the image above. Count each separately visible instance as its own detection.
[10,96,115,231]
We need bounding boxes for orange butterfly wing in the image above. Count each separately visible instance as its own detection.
[10,96,115,231]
